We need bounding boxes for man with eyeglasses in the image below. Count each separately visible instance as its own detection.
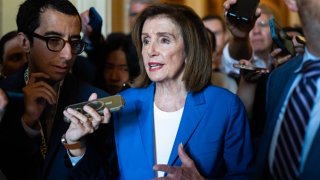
[0,0,117,179]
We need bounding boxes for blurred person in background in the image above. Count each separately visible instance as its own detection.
[202,14,229,71]
[0,30,28,79]
[206,28,238,93]
[95,32,140,95]
[129,0,159,29]
[236,7,306,141]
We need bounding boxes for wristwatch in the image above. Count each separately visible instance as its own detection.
[61,134,82,150]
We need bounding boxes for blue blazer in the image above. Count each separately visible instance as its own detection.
[114,83,252,179]
[253,55,320,179]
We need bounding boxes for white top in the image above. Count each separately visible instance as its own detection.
[153,103,183,177]
[268,48,320,173]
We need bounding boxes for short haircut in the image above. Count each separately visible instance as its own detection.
[202,14,227,32]
[0,30,18,63]
[16,0,81,44]
[131,3,212,92]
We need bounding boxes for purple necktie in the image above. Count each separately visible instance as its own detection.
[272,60,320,179]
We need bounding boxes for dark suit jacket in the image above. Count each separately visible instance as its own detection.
[252,55,320,179]
[0,66,117,180]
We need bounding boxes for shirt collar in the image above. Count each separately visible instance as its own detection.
[295,48,320,73]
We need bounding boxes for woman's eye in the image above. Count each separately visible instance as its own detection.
[142,38,150,45]
[160,38,170,44]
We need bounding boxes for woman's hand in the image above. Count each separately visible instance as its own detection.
[153,144,204,180]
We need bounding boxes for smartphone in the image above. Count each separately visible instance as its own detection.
[233,63,268,71]
[269,18,295,56]
[89,7,103,33]
[226,0,260,24]
[64,95,125,122]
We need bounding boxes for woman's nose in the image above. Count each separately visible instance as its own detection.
[147,41,158,57]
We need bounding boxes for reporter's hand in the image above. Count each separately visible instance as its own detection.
[271,48,292,68]
[153,144,204,180]
[80,10,93,38]
[22,72,57,128]
[271,35,305,68]
[63,93,111,156]
[223,0,261,38]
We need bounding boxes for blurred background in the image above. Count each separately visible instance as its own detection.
[0,0,300,37]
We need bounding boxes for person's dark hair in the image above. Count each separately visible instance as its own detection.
[0,30,18,63]
[202,14,227,32]
[95,32,140,89]
[16,0,81,44]
[131,3,212,92]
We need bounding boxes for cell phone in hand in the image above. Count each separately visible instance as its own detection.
[233,63,268,71]
[226,0,260,24]
[64,95,125,123]
[89,7,103,33]
[269,18,295,56]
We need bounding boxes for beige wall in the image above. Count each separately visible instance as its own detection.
[0,0,24,36]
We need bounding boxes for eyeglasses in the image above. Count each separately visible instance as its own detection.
[256,20,269,28]
[32,32,87,54]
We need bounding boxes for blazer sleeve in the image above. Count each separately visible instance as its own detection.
[223,96,253,179]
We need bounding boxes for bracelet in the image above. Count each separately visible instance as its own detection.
[61,134,82,150]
